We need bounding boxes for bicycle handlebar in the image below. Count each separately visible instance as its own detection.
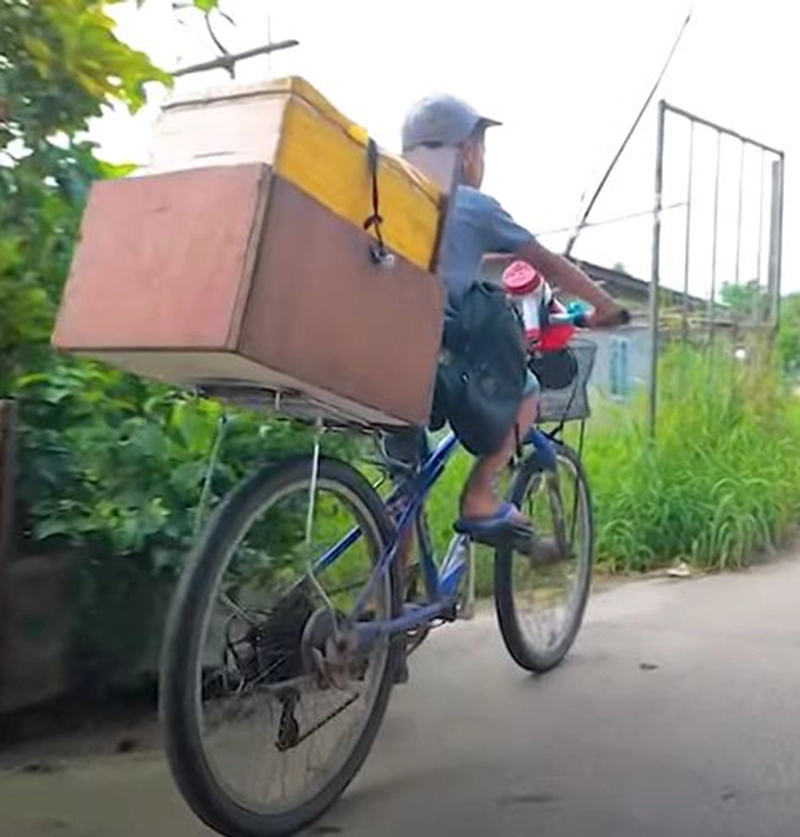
[546,306,632,330]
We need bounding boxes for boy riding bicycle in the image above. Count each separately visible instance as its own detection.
[389,93,626,546]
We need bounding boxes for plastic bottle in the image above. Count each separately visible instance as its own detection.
[501,260,576,351]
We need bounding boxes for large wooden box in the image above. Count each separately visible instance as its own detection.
[52,77,446,426]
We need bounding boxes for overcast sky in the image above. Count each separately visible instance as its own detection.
[92,0,796,297]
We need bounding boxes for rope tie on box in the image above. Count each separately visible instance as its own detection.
[363,138,394,267]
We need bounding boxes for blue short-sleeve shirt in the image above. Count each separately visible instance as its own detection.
[438,185,535,303]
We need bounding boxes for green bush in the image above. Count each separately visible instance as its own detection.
[14,358,356,574]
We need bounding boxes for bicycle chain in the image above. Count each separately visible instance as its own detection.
[276,690,360,752]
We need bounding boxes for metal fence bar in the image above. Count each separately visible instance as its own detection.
[682,119,695,342]
[648,100,666,439]
[754,148,766,324]
[654,99,785,417]
[708,131,722,342]
[663,103,783,156]
[734,140,745,288]
[768,157,785,332]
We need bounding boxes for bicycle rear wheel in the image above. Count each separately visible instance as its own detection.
[494,441,593,673]
[160,456,401,837]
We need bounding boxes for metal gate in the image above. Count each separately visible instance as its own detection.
[647,99,785,434]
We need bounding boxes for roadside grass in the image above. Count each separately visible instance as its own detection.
[582,345,800,573]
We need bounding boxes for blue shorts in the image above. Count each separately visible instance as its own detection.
[384,370,539,468]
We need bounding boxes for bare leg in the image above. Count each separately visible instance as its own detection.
[460,393,538,520]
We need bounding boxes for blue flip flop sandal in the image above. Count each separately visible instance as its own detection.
[454,502,534,549]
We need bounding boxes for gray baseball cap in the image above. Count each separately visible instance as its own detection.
[401,93,501,151]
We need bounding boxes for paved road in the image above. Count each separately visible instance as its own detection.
[3,556,800,836]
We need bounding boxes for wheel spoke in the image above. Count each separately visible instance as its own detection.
[497,444,593,673]
[162,460,397,832]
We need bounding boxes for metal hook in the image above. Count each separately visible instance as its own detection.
[194,412,229,536]
[370,245,396,269]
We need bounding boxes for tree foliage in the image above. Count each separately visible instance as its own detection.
[0,0,167,388]
[14,360,352,569]
[1,0,352,568]
[0,0,170,149]
[719,280,770,319]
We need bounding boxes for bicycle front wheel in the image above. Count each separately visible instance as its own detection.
[160,456,401,837]
[494,441,593,674]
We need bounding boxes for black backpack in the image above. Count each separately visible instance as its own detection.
[430,281,527,456]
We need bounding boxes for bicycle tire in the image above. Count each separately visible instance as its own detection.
[494,442,594,674]
[160,456,402,837]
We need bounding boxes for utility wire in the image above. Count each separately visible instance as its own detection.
[537,200,686,239]
[564,2,698,256]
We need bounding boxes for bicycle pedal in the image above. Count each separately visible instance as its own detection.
[441,602,458,622]
[457,598,477,620]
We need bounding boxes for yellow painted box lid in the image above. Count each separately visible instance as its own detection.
[146,75,443,272]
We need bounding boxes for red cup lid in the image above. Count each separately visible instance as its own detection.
[501,260,544,295]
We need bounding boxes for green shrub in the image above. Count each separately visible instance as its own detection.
[14,357,357,575]
[584,345,800,572]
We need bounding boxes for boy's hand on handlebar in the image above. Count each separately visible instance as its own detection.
[586,303,630,329]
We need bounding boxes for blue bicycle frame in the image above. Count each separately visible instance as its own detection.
[312,427,558,645]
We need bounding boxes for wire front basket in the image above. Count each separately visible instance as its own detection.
[529,337,598,425]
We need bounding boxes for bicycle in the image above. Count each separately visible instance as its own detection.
[160,299,599,837]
